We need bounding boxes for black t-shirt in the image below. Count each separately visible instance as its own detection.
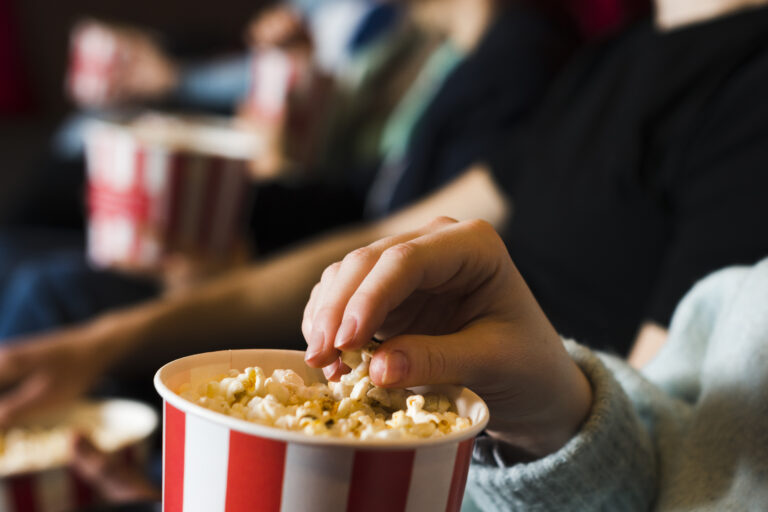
[367,4,573,216]
[250,6,571,254]
[491,8,768,354]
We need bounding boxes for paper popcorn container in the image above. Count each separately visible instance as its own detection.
[243,50,332,170]
[67,23,121,106]
[154,349,489,512]
[0,399,158,512]
[84,114,260,269]
[245,49,301,121]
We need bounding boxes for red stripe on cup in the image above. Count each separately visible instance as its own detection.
[8,474,36,512]
[165,154,185,249]
[130,148,148,263]
[197,158,224,252]
[177,156,210,251]
[229,168,251,249]
[68,467,95,508]
[164,402,186,512]
[346,449,415,512]
[445,438,475,512]
[225,431,287,512]
[208,160,243,253]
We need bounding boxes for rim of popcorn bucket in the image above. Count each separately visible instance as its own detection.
[154,349,490,450]
[85,112,263,161]
[0,399,158,478]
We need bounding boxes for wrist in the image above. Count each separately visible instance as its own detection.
[486,358,592,461]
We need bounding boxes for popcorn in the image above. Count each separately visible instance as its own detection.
[0,402,152,477]
[180,343,472,440]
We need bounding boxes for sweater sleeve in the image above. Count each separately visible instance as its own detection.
[466,341,657,511]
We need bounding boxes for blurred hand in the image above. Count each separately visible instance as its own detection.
[246,6,311,49]
[71,434,160,503]
[69,20,178,108]
[303,217,592,459]
[0,322,123,427]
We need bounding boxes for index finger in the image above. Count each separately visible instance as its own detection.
[336,220,504,350]
[305,219,456,368]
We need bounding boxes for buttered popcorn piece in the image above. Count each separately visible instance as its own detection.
[179,344,472,439]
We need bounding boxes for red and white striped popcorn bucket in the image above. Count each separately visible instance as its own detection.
[83,115,259,270]
[245,49,301,122]
[67,23,122,107]
[0,400,158,512]
[243,49,332,170]
[154,350,489,512]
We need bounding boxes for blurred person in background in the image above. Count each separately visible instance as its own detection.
[0,0,570,424]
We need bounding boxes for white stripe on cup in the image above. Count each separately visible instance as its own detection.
[111,131,137,192]
[405,442,459,512]
[253,50,293,115]
[0,480,11,512]
[144,146,169,199]
[183,414,230,512]
[280,444,354,512]
[34,469,73,512]
[178,157,209,248]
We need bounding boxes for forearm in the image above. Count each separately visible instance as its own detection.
[377,165,511,235]
[92,165,510,367]
[95,222,383,369]
[469,342,657,511]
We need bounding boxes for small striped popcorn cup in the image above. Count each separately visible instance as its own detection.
[83,114,260,271]
[154,350,489,512]
[67,22,122,107]
[242,49,332,172]
[0,400,158,512]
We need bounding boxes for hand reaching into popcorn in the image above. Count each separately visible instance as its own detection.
[303,217,592,460]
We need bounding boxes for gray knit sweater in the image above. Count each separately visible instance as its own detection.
[464,258,768,511]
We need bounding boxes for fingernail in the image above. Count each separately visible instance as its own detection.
[322,362,339,381]
[304,347,318,363]
[304,329,325,363]
[373,351,409,385]
[334,317,357,349]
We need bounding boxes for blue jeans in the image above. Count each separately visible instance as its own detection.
[0,229,158,341]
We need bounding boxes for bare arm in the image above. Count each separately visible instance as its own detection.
[0,166,509,422]
[122,165,510,361]
[627,322,669,369]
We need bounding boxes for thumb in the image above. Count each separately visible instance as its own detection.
[368,331,481,389]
